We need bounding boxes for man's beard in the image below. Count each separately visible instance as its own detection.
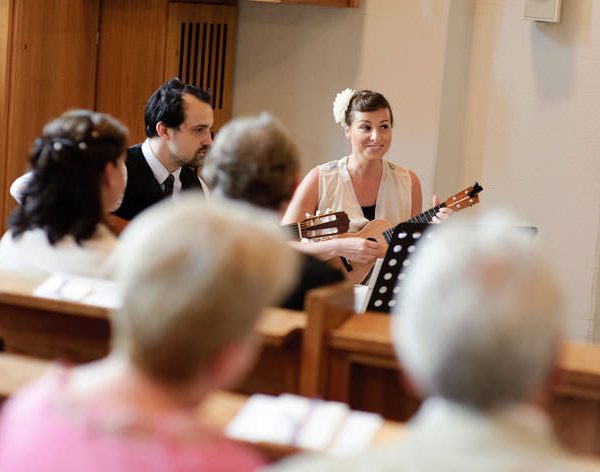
[182,145,210,168]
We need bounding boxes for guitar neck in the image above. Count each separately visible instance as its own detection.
[382,204,445,243]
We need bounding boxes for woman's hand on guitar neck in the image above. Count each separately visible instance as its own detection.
[431,195,454,223]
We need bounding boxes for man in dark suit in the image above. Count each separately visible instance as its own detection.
[112,78,213,221]
[202,113,344,310]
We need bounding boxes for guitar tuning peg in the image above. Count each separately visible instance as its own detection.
[305,212,312,218]
[315,210,321,216]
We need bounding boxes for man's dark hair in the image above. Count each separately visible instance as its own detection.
[10,110,128,245]
[144,78,211,138]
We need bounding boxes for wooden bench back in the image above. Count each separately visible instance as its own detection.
[0,270,308,394]
[0,271,110,362]
[300,282,354,396]
[299,282,600,456]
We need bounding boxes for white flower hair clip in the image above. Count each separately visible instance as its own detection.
[332,88,355,127]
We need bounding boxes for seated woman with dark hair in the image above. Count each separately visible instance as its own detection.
[0,110,128,277]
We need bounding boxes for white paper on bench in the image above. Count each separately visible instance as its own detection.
[328,410,383,457]
[225,393,382,454]
[294,399,348,450]
[226,394,298,444]
[33,273,122,309]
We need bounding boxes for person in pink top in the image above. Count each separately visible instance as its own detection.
[0,195,299,471]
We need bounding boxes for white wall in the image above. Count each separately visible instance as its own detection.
[232,0,453,200]
[233,0,600,341]
[461,0,600,340]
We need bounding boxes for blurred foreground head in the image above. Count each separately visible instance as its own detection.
[393,212,562,411]
[110,194,298,387]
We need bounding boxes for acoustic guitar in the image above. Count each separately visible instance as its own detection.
[331,182,483,283]
[282,211,350,241]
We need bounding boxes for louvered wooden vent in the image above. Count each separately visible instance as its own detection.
[165,3,237,131]
[178,22,228,110]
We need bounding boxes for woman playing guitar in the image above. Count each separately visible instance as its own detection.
[282,88,452,273]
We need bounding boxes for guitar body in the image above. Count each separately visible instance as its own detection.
[327,182,483,285]
[328,219,392,284]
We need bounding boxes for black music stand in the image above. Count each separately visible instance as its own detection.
[364,222,433,314]
[363,223,540,313]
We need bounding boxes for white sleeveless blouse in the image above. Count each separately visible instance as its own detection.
[317,156,413,233]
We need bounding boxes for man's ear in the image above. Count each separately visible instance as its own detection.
[156,121,170,140]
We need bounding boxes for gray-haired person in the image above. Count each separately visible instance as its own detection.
[274,211,592,471]
[202,113,344,310]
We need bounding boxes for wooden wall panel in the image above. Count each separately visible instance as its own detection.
[95,0,169,145]
[247,0,358,7]
[0,0,14,228]
[2,0,99,227]
[165,2,237,132]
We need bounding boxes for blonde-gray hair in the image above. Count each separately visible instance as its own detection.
[393,211,562,411]
[110,194,298,384]
[202,113,299,210]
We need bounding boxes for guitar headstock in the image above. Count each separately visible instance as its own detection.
[299,211,350,240]
[444,182,483,212]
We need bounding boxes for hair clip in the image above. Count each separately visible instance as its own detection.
[53,142,63,151]
[78,142,87,150]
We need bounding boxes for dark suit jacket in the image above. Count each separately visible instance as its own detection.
[113,144,203,221]
[280,254,344,311]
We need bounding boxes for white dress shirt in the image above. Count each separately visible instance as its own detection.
[141,139,210,197]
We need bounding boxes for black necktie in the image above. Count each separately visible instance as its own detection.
[162,174,175,197]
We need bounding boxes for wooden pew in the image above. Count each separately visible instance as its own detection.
[299,283,600,457]
[238,308,306,395]
[0,271,109,362]
[300,284,417,420]
[551,342,600,456]
[0,270,305,394]
[4,351,600,469]
[0,352,404,462]
[300,282,355,397]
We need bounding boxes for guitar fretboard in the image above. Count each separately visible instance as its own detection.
[382,204,445,244]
